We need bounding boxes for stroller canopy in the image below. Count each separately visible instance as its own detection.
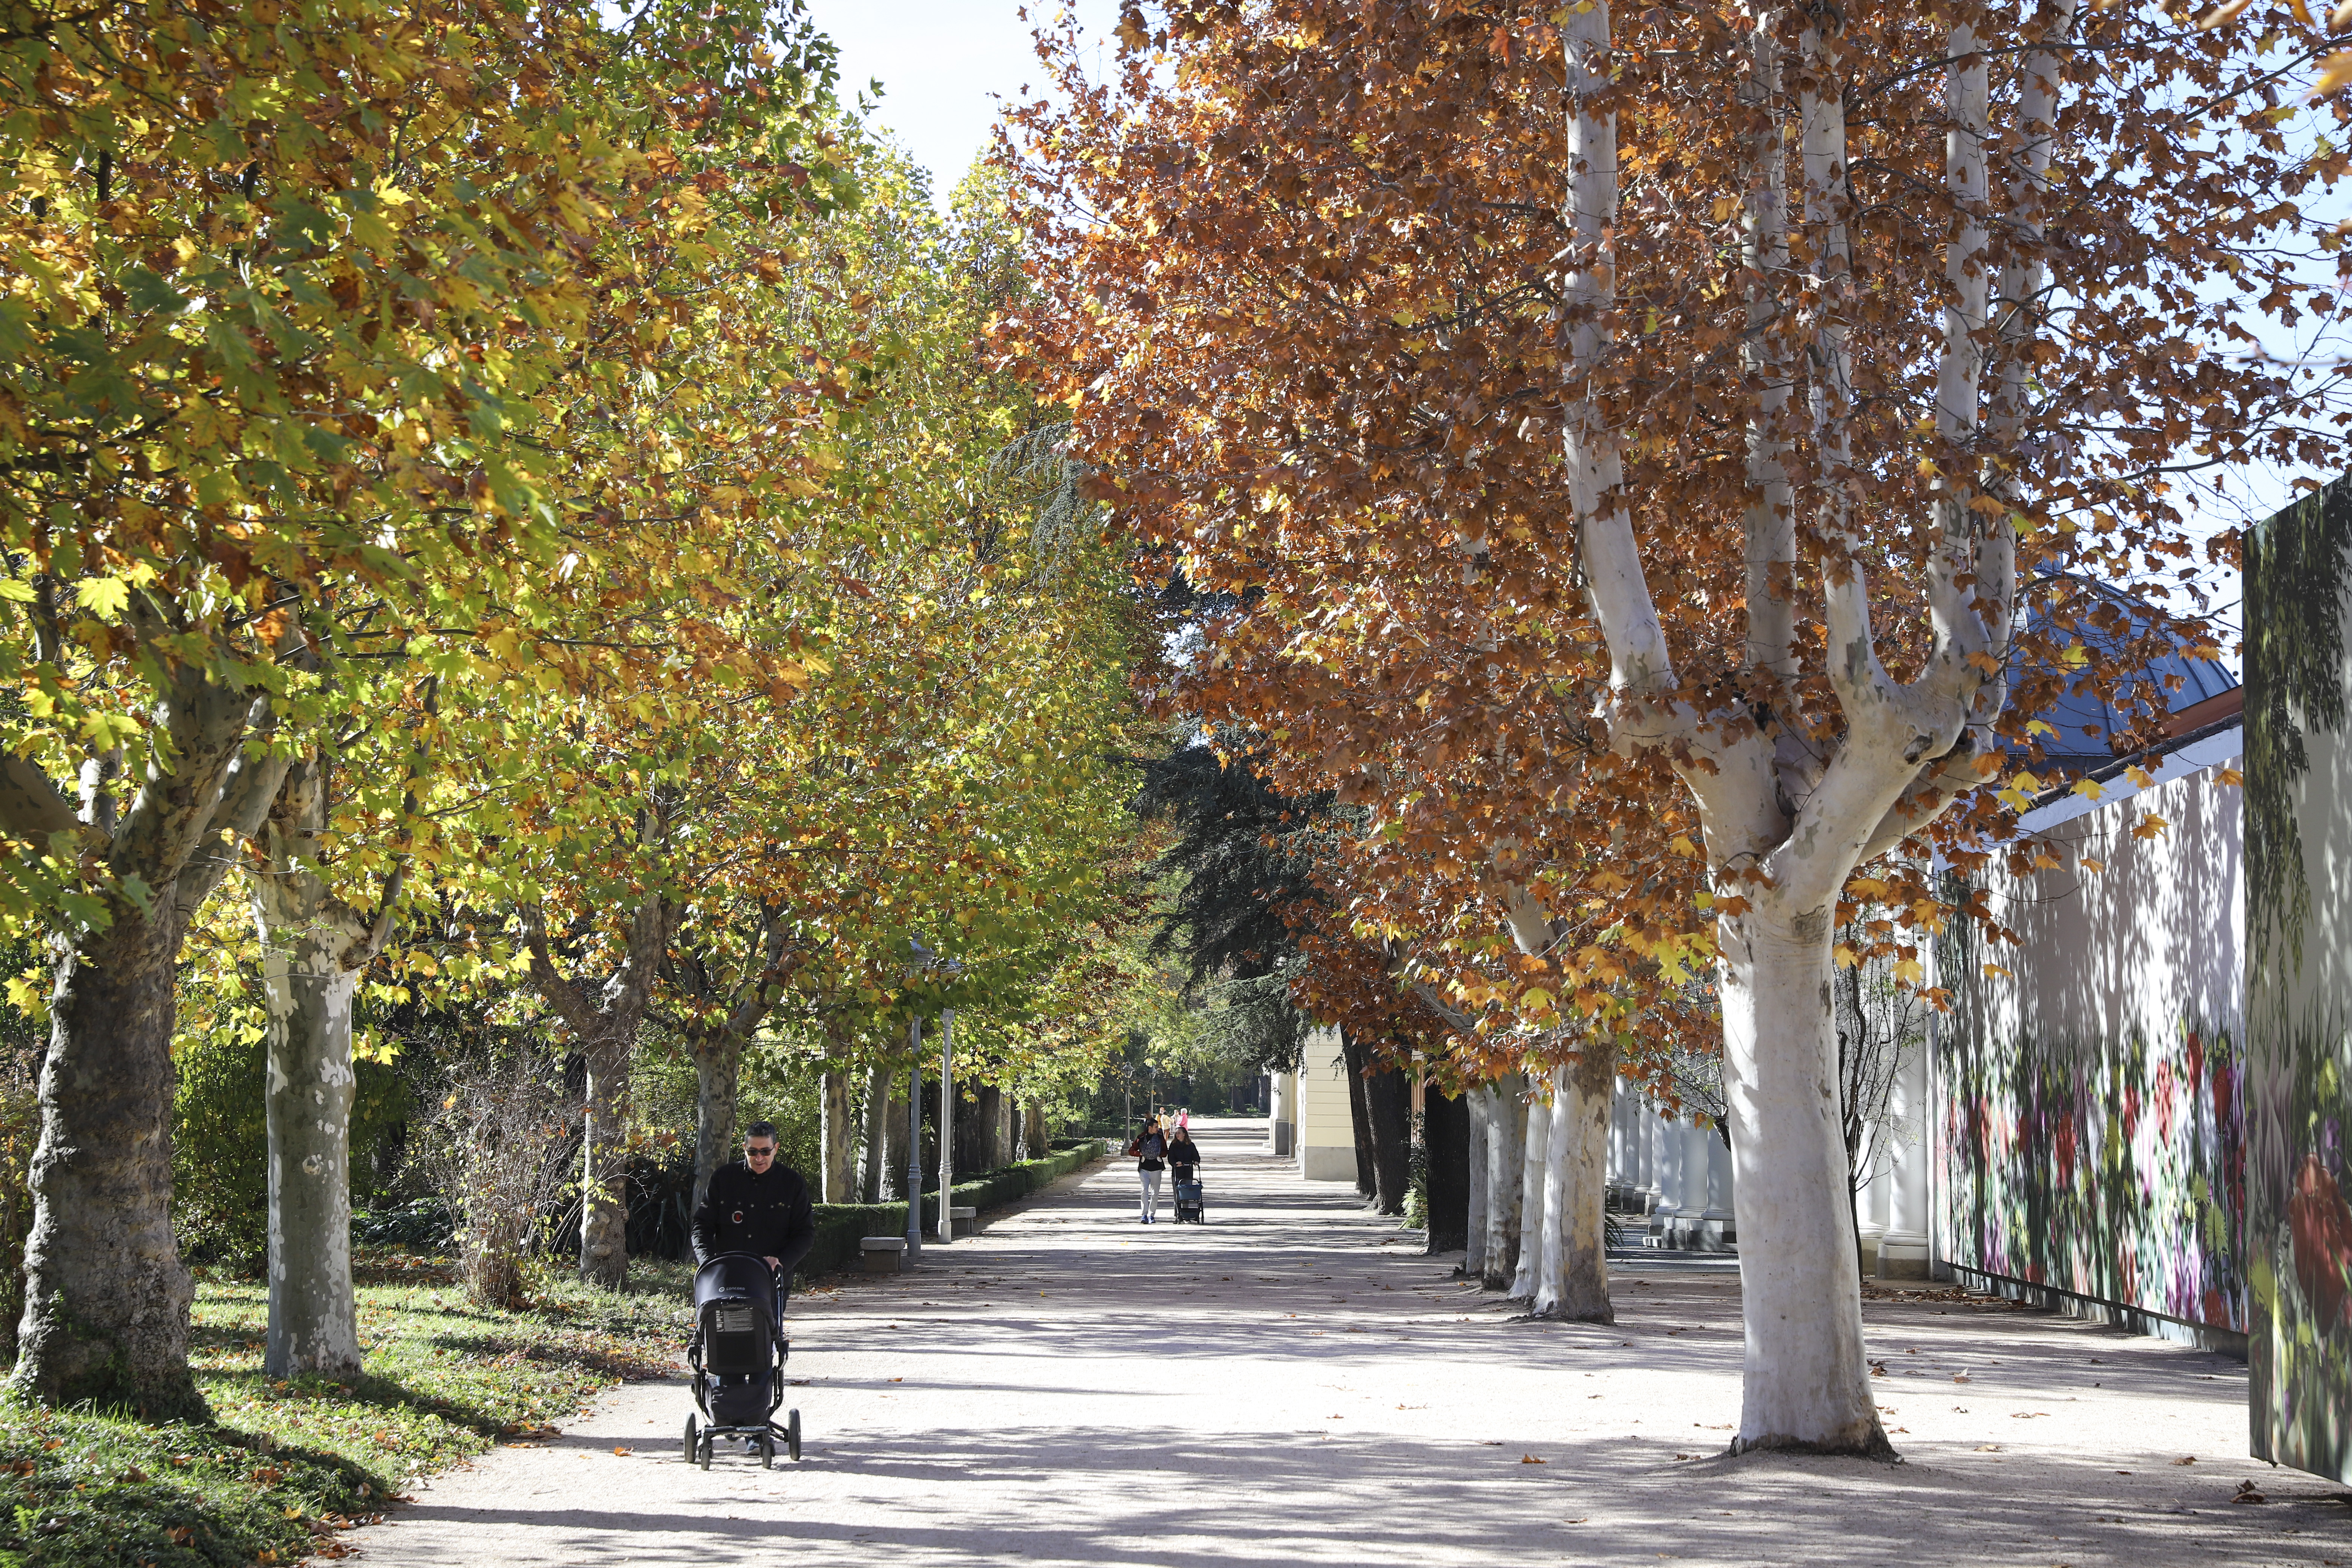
[694,1252,778,1319]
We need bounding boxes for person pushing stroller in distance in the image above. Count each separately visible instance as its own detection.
[684,1122,817,1467]
[1167,1123,1205,1223]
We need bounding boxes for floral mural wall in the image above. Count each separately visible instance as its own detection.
[2246,476,2352,1484]
[1939,1015,2245,1335]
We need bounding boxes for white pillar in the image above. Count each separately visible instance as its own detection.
[1268,1073,1295,1158]
[1650,1111,1684,1245]
[1607,1081,1631,1194]
[1879,1046,1930,1279]
[1680,1120,1714,1248]
[1701,1125,1735,1249]
[1639,1101,1665,1217]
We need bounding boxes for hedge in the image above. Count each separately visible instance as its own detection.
[793,1139,1110,1286]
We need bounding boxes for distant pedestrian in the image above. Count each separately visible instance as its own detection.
[1126,1116,1169,1223]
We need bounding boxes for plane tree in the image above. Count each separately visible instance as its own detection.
[1006,0,2349,1452]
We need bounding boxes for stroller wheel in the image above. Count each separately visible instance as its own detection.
[682,1414,698,1465]
[759,1438,775,1470]
[697,1432,712,1471]
[787,1408,802,1462]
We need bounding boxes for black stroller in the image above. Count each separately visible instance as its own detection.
[1172,1170,1205,1223]
[684,1252,803,1469]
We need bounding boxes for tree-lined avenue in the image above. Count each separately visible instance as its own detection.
[357,1122,2312,1568]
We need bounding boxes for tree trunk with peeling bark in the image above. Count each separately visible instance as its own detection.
[1533,1046,1617,1323]
[6,646,287,1416]
[877,1074,910,1201]
[250,755,401,1381]
[1480,1078,1525,1289]
[688,1035,742,1220]
[528,897,665,1289]
[1508,1092,1551,1300]
[1463,1087,1490,1278]
[862,1062,893,1202]
[820,1069,855,1203]
[1552,0,2063,1452]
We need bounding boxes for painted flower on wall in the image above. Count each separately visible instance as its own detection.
[2289,1153,2352,1335]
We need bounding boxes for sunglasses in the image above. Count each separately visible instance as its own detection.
[746,1145,776,1158]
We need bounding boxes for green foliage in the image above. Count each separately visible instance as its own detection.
[0,1265,681,1567]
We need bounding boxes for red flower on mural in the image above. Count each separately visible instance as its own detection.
[2288,1155,2352,1335]
[2055,1111,2078,1188]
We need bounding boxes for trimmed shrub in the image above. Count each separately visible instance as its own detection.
[790,1140,1109,1287]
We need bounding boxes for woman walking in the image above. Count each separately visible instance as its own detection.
[1166,1124,1202,1184]
[1127,1115,1169,1223]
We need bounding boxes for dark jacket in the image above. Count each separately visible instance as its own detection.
[692,1160,817,1274]
[1166,1136,1202,1173]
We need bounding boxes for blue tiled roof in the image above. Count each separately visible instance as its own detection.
[2004,574,2237,771]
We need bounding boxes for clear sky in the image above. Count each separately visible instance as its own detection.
[805,2,1125,199]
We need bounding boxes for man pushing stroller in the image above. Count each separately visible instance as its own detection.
[693,1121,818,1282]
[689,1123,817,1461]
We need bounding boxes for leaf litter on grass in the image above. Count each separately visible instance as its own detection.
[0,1257,684,1567]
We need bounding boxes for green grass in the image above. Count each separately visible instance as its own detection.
[0,1253,688,1568]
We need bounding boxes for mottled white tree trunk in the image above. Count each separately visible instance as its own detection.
[1555,0,2047,1452]
[1508,1092,1551,1300]
[689,1040,743,1217]
[861,1062,893,1202]
[820,1069,855,1204]
[259,948,361,1379]
[527,895,665,1290]
[1534,1047,1617,1323]
[1463,1087,1490,1279]
[250,756,392,1381]
[1481,1078,1525,1290]
[1720,906,1882,1448]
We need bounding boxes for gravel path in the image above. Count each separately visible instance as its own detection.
[353,1120,2349,1567]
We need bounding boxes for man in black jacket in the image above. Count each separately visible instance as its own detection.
[692,1122,817,1285]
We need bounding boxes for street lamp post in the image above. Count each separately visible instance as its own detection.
[905,1012,923,1262]
[936,1006,954,1243]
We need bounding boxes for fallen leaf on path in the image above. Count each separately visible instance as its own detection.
[1952,1374,1972,1383]
[2011,1412,2049,1419]
[1975,1444,2001,1452]
[611,1447,631,1456]
[1521,1455,1546,1464]
[2173,1455,2196,1465]
[2231,1481,2266,1504]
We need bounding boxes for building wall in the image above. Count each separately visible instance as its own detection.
[1296,1026,1357,1181]
[1939,737,2247,1350]
[2246,485,2352,1483]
